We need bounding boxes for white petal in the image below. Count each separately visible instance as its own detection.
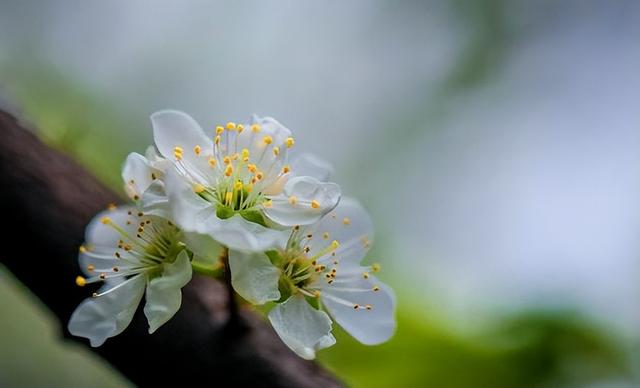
[321,274,396,345]
[68,274,146,346]
[264,176,341,227]
[251,115,292,146]
[306,197,374,264]
[122,152,156,201]
[144,251,193,333]
[144,145,170,172]
[228,250,280,305]
[140,181,170,218]
[291,153,334,182]
[85,206,136,248]
[164,166,220,233]
[211,215,288,251]
[268,296,335,360]
[151,110,212,161]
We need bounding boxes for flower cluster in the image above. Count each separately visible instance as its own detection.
[69,110,396,359]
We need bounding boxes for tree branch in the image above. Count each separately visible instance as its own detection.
[0,110,341,388]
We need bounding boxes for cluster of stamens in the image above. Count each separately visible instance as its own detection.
[169,121,323,215]
[76,208,180,298]
[280,225,382,312]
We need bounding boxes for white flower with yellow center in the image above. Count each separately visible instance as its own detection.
[228,198,396,359]
[151,110,341,251]
[68,206,201,346]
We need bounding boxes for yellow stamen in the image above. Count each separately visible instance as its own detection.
[101,217,112,225]
[247,164,257,173]
[311,200,320,209]
[107,203,117,211]
[225,165,234,177]
[342,217,351,225]
[79,245,87,253]
[237,124,244,133]
[225,191,233,205]
[193,145,201,155]
[372,263,381,272]
[288,195,298,206]
[363,272,370,279]
[272,146,280,156]
[234,181,243,191]
[193,184,206,193]
[323,232,330,240]
[208,157,217,167]
[87,265,95,272]
[263,200,273,208]
[251,124,261,133]
[216,126,224,135]
[373,286,380,292]
[226,122,236,131]
[76,276,86,287]
[282,165,291,174]
[173,146,183,160]
[255,171,264,181]
[285,137,295,148]
[331,240,340,250]
[215,135,221,145]
[223,156,231,165]
[263,135,273,145]
[242,148,250,161]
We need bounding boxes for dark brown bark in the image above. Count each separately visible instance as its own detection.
[0,110,341,388]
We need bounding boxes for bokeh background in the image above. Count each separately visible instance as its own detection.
[1,1,639,386]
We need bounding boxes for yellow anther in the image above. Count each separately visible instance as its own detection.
[373,286,380,292]
[311,200,320,209]
[246,183,254,193]
[231,153,239,161]
[288,195,298,206]
[372,263,381,272]
[193,145,201,155]
[342,217,351,225]
[255,171,264,181]
[87,265,95,272]
[363,272,370,279]
[285,137,295,148]
[313,290,321,298]
[223,156,231,165]
[151,173,157,180]
[234,181,243,191]
[76,276,86,287]
[99,273,107,280]
[226,122,236,130]
[101,217,112,225]
[242,148,250,161]
[282,165,291,174]
[251,124,261,133]
[173,146,183,160]
[365,304,372,310]
[225,191,233,204]
[263,200,273,208]
[107,203,117,211]
[208,157,217,167]
[272,146,280,156]
[247,164,257,173]
[237,124,244,133]
[193,184,206,193]
[215,135,221,145]
[224,164,234,177]
[323,232,330,240]
[331,240,340,250]
[353,304,360,309]
[262,135,273,145]
[216,126,224,135]
[79,245,87,253]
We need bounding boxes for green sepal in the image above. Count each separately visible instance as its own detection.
[265,250,282,266]
[239,209,268,227]
[305,295,321,310]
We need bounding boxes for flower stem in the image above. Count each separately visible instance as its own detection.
[191,260,225,279]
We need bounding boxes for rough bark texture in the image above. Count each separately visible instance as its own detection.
[0,110,341,388]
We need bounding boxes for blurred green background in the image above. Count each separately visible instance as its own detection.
[1,1,639,387]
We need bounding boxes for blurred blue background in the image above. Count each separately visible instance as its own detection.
[1,1,639,386]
